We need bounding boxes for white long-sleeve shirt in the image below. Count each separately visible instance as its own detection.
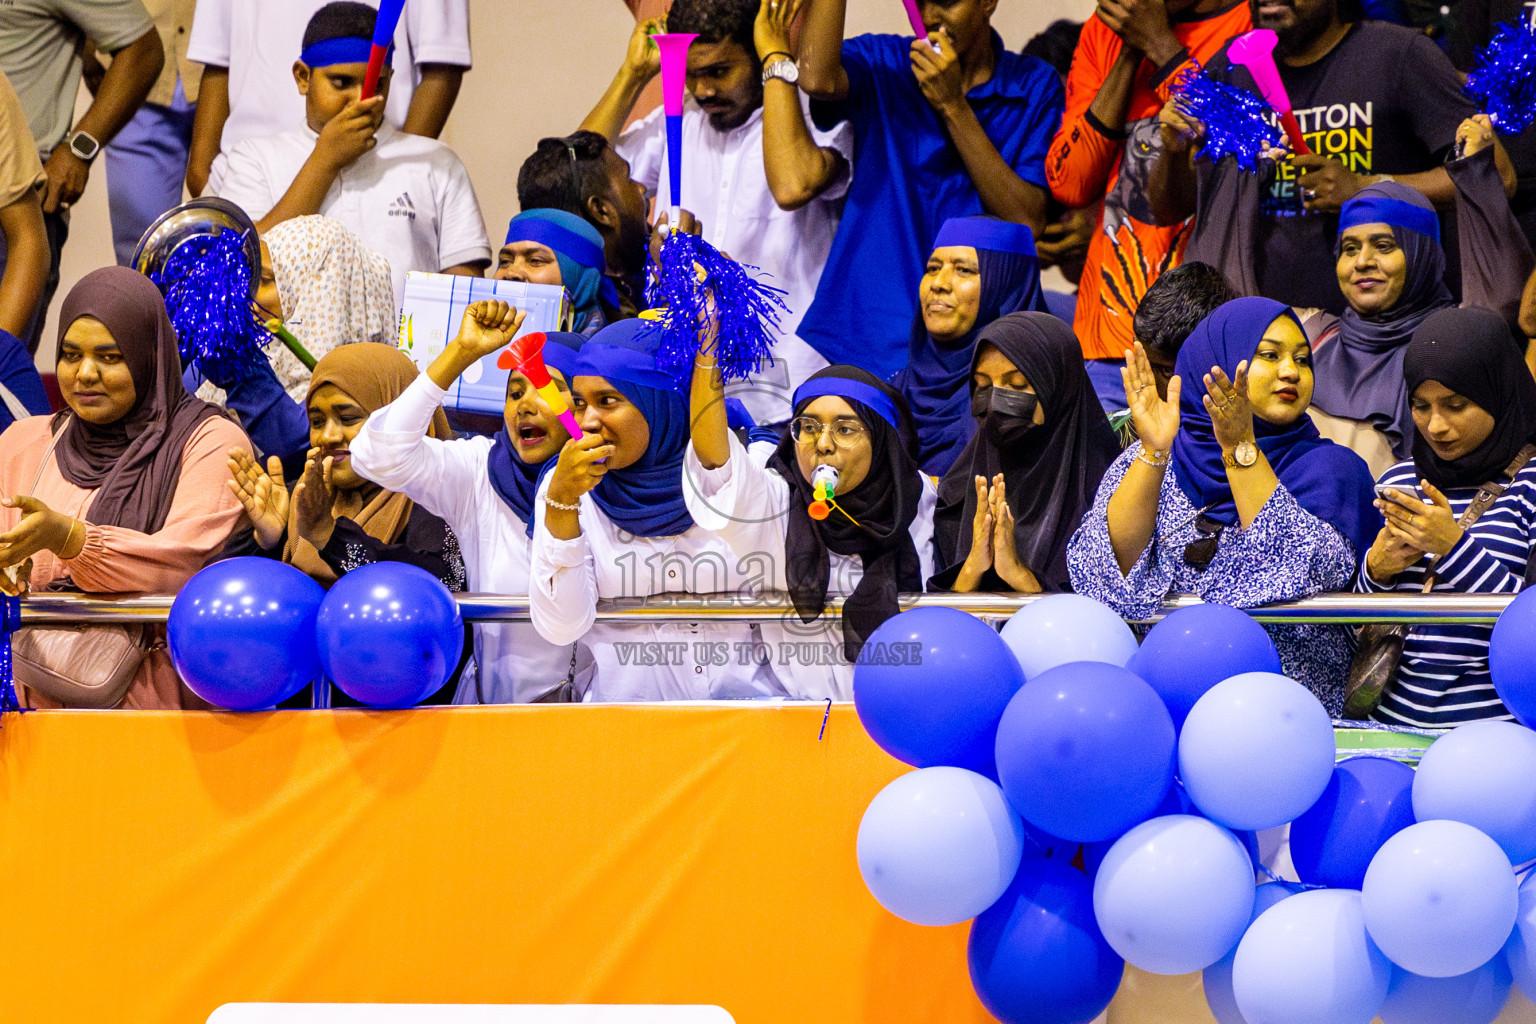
[617,98,853,424]
[349,374,583,703]
[528,461,785,702]
[682,432,937,700]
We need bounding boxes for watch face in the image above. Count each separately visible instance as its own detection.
[1235,441,1258,467]
[69,132,99,160]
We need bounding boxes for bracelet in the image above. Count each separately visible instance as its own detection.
[544,495,581,513]
[761,50,793,63]
[62,517,85,558]
[1136,447,1170,469]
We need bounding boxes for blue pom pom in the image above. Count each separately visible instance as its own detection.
[1174,67,1281,173]
[640,232,788,383]
[1466,21,1536,133]
[150,229,269,386]
[1,595,22,718]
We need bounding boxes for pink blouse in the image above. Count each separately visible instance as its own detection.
[0,414,253,709]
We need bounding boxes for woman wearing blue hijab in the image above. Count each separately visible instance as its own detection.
[349,302,589,704]
[897,216,1049,475]
[1068,297,1381,713]
[499,209,621,336]
[529,319,784,702]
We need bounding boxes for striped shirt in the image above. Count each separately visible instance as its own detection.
[1356,458,1536,727]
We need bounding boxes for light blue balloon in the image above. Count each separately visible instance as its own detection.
[1233,889,1391,1024]
[1203,883,1302,1024]
[1412,720,1536,866]
[1092,814,1256,975]
[1379,959,1513,1024]
[1362,820,1519,978]
[999,594,1138,679]
[857,767,1025,927]
[1509,869,1536,999]
[1179,672,1336,831]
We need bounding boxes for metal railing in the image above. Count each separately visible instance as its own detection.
[12,591,1521,626]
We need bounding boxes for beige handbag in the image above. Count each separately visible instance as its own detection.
[8,427,147,709]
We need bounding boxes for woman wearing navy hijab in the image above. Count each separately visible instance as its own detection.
[897,215,1048,476]
[349,302,590,704]
[529,319,783,702]
[1068,297,1381,713]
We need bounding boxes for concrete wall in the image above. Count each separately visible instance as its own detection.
[38,0,1093,371]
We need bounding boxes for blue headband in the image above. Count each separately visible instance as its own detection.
[793,377,900,430]
[300,36,392,70]
[933,216,1038,256]
[1338,195,1440,244]
[504,210,605,268]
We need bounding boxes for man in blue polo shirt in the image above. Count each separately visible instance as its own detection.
[793,0,1063,378]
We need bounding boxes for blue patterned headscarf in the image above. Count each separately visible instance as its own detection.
[1171,297,1381,558]
[570,320,694,538]
[487,331,586,533]
[504,209,618,333]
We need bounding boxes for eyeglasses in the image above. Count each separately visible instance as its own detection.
[1183,514,1225,571]
[790,416,868,449]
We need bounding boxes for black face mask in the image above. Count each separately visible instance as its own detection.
[972,386,1040,446]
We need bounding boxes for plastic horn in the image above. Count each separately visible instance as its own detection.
[499,332,583,441]
[899,0,927,39]
[651,33,698,223]
[1227,29,1311,155]
[361,0,406,100]
[809,464,840,521]
[264,318,317,370]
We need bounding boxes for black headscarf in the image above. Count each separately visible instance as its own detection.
[1403,306,1536,489]
[934,313,1121,592]
[52,267,223,534]
[766,366,925,661]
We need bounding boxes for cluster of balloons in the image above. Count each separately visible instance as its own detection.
[166,557,463,710]
[852,594,1536,1024]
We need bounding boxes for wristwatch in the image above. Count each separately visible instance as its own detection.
[65,130,100,163]
[762,58,799,86]
[1224,441,1259,469]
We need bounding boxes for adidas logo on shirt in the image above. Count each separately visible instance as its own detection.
[387,192,417,220]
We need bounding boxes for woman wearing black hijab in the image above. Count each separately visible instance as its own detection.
[933,313,1121,593]
[1358,306,1536,728]
[687,347,934,701]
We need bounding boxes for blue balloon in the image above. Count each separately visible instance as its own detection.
[994,661,1175,843]
[1082,779,1260,877]
[1092,814,1256,975]
[315,563,463,708]
[1127,604,1281,727]
[1203,882,1302,1024]
[1178,672,1336,831]
[1488,585,1536,728]
[1508,869,1536,999]
[856,767,1024,927]
[854,607,1026,774]
[999,594,1138,679]
[167,557,324,710]
[968,855,1125,1024]
[1291,755,1417,890]
[1362,820,1519,978]
[1379,959,1513,1024]
[1412,720,1536,866]
[1233,889,1392,1024]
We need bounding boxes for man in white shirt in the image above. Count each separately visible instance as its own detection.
[580,0,853,424]
[186,0,471,197]
[211,2,489,307]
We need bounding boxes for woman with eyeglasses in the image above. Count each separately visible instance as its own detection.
[685,332,934,701]
[932,312,1120,594]
[1067,298,1382,713]
[528,319,784,701]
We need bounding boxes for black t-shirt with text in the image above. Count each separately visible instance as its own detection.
[1211,21,1475,312]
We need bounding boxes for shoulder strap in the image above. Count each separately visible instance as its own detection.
[27,420,66,495]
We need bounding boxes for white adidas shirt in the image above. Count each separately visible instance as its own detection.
[212,123,491,306]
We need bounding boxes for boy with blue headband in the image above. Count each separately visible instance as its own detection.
[213,1,489,307]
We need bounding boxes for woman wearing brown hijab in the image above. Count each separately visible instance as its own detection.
[226,343,466,592]
[0,266,253,709]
